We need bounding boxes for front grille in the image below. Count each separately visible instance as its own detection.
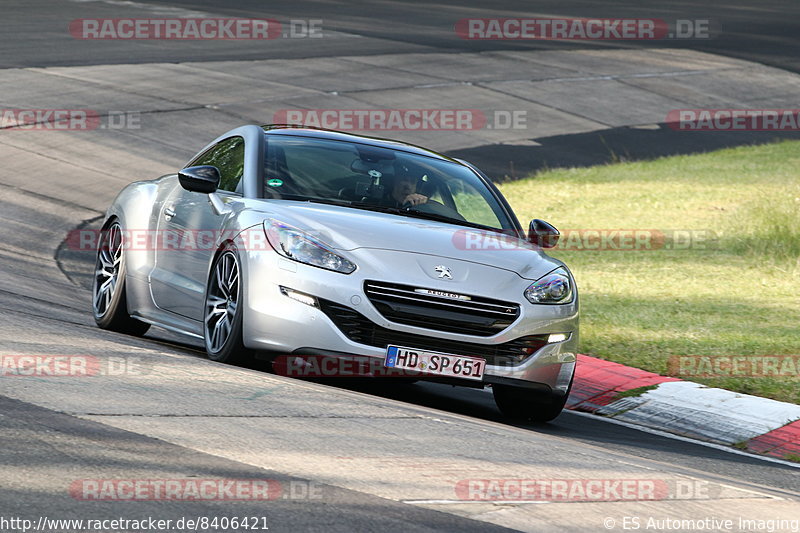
[363,280,520,336]
[318,298,545,367]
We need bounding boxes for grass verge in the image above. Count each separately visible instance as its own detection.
[498,140,800,403]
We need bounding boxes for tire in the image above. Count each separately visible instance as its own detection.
[92,220,150,336]
[492,379,572,423]
[203,244,253,364]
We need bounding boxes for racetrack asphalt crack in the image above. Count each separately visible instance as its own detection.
[0,287,87,314]
[28,65,225,112]
[0,180,102,214]
[472,81,614,128]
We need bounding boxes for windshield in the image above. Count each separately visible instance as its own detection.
[262,135,514,230]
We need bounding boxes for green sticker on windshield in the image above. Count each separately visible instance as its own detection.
[267,178,283,187]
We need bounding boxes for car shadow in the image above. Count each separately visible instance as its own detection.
[449,124,800,181]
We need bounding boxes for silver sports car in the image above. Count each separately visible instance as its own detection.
[93,125,578,422]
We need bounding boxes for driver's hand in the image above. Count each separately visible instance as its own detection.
[403,193,428,206]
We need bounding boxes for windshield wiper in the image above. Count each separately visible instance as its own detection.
[293,196,351,207]
[348,202,404,214]
[398,208,498,231]
[300,198,402,215]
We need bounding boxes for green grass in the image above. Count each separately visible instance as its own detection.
[614,385,658,399]
[498,140,800,404]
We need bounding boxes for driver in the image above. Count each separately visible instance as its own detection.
[384,162,428,207]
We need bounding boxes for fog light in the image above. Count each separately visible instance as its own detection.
[547,333,569,344]
[280,286,318,307]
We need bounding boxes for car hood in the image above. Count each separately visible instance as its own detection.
[257,201,561,280]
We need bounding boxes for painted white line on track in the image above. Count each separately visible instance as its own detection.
[479,387,800,469]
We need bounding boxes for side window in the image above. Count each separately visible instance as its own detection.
[191,137,245,193]
[449,180,503,228]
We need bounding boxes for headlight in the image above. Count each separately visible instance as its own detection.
[524,267,573,304]
[264,220,356,274]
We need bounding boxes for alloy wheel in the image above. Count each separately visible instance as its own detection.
[205,251,240,353]
[93,222,123,318]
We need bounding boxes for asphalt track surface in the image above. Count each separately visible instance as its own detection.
[4,0,800,72]
[1,1,799,531]
[4,0,800,177]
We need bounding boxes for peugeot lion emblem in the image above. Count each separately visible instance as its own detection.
[434,265,453,279]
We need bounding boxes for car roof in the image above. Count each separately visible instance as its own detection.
[261,124,459,163]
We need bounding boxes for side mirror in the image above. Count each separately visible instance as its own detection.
[178,165,220,194]
[528,219,560,248]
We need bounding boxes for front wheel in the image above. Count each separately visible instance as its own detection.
[492,382,571,423]
[92,220,150,336]
[203,245,252,364]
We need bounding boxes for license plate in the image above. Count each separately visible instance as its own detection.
[385,345,485,381]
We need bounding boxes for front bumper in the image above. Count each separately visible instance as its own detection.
[240,248,578,392]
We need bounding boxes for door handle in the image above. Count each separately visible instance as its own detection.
[164,207,176,219]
